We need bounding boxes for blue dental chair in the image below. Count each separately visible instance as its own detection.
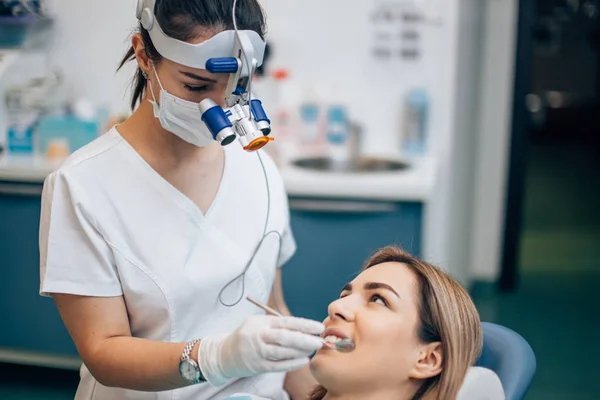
[476,322,537,400]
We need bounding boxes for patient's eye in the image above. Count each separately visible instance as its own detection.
[371,294,388,307]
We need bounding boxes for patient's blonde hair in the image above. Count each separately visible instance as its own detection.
[310,246,483,400]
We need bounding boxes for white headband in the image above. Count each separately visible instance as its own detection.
[136,0,266,70]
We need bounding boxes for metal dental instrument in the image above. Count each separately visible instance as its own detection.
[246,296,356,353]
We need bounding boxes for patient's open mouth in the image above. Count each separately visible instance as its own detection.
[320,327,355,352]
[323,335,344,345]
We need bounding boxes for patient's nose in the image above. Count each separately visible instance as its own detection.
[328,297,356,322]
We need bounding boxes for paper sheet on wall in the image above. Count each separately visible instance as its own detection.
[367,0,441,75]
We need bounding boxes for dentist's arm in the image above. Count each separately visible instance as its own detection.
[53,294,192,391]
[54,292,324,391]
[269,269,321,399]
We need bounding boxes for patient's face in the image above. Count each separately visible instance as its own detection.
[310,262,424,393]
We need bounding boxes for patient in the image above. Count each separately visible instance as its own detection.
[309,246,497,400]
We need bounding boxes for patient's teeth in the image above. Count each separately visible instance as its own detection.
[324,335,343,344]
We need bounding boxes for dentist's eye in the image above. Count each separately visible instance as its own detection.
[371,294,388,307]
[184,84,209,92]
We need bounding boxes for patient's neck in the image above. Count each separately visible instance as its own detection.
[323,388,411,400]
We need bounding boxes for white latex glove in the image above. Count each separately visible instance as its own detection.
[198,315,324,386]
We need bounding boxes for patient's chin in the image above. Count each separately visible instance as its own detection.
[310,350,343,382]
[309,352,328,376]
[310,355,365,394]
[310,361,337,389]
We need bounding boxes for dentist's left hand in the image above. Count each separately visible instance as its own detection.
[197,315,324,386]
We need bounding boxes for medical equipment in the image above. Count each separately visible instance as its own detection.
[246,296,356,353]
[217,151,283,309]
[246,296,283,317]
[135,0,273,152]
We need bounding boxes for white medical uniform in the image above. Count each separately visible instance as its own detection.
[39,128,296,400]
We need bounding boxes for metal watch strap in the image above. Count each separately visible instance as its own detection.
[181,339,201,362]
[180,339,205,384]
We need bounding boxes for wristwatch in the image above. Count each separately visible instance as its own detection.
[178,339,205,384]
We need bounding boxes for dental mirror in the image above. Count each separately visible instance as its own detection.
[246,296,356,353]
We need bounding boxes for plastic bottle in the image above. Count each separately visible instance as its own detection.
[300,82,331,153]
[402,88,429,156]
[270,69,302,162]
[326,103,351,166]
[7,109,37,155]
[299,97,320,145]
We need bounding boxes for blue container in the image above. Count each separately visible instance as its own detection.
[402,88,429,155]
[36,116,99,155]
[0,16,35,48]
[7,124,34,154]
[326,105,349,145]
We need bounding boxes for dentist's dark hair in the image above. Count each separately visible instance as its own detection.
[118,0,267,111]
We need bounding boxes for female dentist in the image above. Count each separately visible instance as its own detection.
[38,1,324,399]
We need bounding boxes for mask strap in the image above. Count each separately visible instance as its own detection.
[151,63,165,91]
[147,63,164,105]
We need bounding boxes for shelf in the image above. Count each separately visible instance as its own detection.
[0,15,53,50]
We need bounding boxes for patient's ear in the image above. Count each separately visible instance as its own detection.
[409,342,443,379]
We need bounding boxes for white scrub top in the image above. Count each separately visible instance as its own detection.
[39,128,296,400]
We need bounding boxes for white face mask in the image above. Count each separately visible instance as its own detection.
[148,66,216,147]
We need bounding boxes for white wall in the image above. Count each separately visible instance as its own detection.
[45,0,138,115]
[469,0,519,281]
[429,0,485,286]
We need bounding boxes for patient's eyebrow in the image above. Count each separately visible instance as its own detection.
[364,282,400,298]
[341,282,400,299]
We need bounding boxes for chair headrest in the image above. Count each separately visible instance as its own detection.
[457,366,505,400]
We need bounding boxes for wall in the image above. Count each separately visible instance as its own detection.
[45,0,138,116]
[435,0,485,287]
[470,0,519,282]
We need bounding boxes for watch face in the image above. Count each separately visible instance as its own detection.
[179,360,200,382]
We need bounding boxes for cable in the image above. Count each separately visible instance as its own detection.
[218,1,279,310]
[218,151,282,308]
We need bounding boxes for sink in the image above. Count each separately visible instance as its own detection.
[292,156,410,173]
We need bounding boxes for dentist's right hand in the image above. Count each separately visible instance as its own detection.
[197,315,325,386]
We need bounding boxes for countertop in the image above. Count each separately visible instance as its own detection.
[0,154,60,183]
[0,152,437,202]
[279,155,437,202]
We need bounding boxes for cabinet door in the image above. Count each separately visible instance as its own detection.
[282,198,422,322]
[0,182,78,359]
